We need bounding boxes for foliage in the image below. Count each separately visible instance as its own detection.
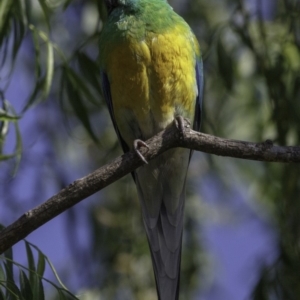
[0,0,300,299]
[0,0,104,165]
[0,227,78,299]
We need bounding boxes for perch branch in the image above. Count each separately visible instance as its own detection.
[0,120,300,253]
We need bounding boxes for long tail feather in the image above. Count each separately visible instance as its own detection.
[135,150,188,300]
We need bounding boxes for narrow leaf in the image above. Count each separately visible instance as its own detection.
[0,114,19,121]
[24,242,36,286]
[37,0,51,31]
[58,289,68,300]
[0,154,15,161]
[4,264,21,299]
[44,255,68,290]
[0,287,5,300]
[11,19,25,65]
[3,101,23,174]
[36,251,45,278]
[43,40,54,99]
[22,78,45,112]
[64,67,98,142]
[77,52,102,95]
[0,110,20,121]
[31,27,42,79]
[12,111,22,173]
[0,263,5,282]
[17,0,29,27]
[32,276,44,300]
[3,248,13,279]
[19,270,33,300]
[0,0,13,33]
[25,242,69,290]
[217,37,234,90]
[66,66,99,105]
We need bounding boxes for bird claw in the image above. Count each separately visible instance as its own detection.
[133,139,149,164]
[174,116,186,133]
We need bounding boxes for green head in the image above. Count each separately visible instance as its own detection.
[100,0,186,41]
[104,0,138,15]
[103,0,168,15]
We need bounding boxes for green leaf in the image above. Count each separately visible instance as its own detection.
[23,78,46,112]
[11,19,26,67]
[11,111,22,174]
[4,282,21,300]
[4,248,13,279]
[66,64,99,106]
[41,255,68,290]
[38,0,51,31]
[0,0,13,33]
[0,111,20,121]
[23,26,55,112]
[36,251,45,278]
[1,100,23,174]
[217,37,234,90]
[58,289,68,300]
[43,39,54,99]
[0,1,26,72]
[0,263,5,282]
[1,241,78,299]
[0,154,15,161]
[31,27,42,79]
[77,52,103,96]
[0,113,9,150]
[19,270,33,300]
[64,67,98,143]
[32,276,44,300]
[4,264,21,300]
[25,242,36,286]
[22,26,46,112]
[25,242,69,291]
[0,287,5,300]
[17,0,29,27]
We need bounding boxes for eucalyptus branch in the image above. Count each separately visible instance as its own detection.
[0,120,299,254]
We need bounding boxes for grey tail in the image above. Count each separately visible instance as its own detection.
[134,147,190,300]
[148,203,183,300]
[136,178,185,300]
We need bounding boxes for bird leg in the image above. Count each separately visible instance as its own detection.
[133,139,149,164]
[174,115,186,133]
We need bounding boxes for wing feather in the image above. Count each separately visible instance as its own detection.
[194,57,204,131]
[100,71,130,154]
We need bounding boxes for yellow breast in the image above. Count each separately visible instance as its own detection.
[106,23,198,145]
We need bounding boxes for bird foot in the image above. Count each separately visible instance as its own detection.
[174,115,185,132]
[174,116,189,133]
[133,139,149,164]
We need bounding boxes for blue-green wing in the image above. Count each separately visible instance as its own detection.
[100,70,130,154]
[194,57,204,131]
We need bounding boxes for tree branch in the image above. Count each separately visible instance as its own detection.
[1,120,300,254]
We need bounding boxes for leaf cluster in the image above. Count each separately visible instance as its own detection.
[0,225,78,300]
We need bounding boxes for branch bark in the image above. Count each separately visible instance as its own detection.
[1,120,300,254]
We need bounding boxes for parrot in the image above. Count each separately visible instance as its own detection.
[99,0,203,299]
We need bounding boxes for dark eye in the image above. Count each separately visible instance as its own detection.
[104,0,119,15]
